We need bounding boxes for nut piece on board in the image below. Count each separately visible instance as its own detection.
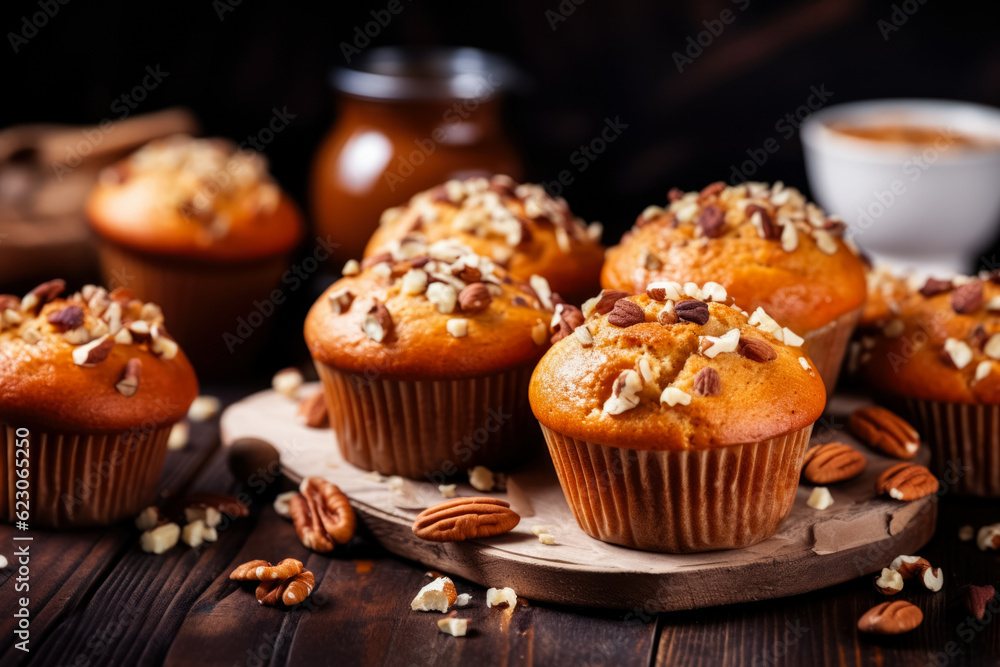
[412,498,520,542]
[857,600,923,634]
[849,406,920,459]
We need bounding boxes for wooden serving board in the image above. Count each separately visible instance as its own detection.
[220,384,936,612]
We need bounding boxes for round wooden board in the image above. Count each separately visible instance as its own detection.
[220,384,937,612]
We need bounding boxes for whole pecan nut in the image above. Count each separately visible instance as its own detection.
[675,300,710,325]
[849,406,920,459]
[607,299,646,327]
[746,204,778,240]
[692,367,722,397]
[920,277,953,297]
[801,443,866,484]
[256,570,316,607]
[875,463,939,501]
[697,205,725,238]
[594,290,631,315]
[737,336,778,362]
[951,280,983,314]
[412,497,520,542]
[230,558,303,581]
[290,477,356,552]
[857,600,923,634]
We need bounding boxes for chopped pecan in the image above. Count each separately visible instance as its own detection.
[801,443,866,484]
[412,497,520,542]
[362,301,393,343]
[875,463,939,501]
[452,265,481,283]
[72,334,114,366]
[746,204,778,240]
[298,390,329,428]
[47,305,85,330]
[696,205,726,238]
[230,558,303,581]
[969,324,990,350]
[184,492,249,518]
[920,277,953,297]
[594,290,631,315]
[361,252,393,269]
[951,280,983,314]
[256,570,316,607]
[115,358,142,397]
[667,187,685,203]
[458,283,492,313]
[290,477,356,552]
[850,406,920,459]
[698,181,725,200]
[737,336,777,362]
[675,300,709,325]
[22,279,65,314]
[550,304,584,344]
[692,367,721,397]
[657,302,678,325]
[607,299,645,327]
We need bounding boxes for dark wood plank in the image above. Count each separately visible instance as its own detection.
[0,418,220,667]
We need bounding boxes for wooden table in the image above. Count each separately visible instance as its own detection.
[2,388,999,667]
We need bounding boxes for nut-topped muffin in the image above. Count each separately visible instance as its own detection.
[530,281,826,552]
[87,135,304,375]
[601,181,867,392]
[305,238,567,479]
[364,175,604,303]
[0,280,198,527]
[863,273,1000,496]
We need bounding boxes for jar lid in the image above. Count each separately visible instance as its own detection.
[332,47,519,101]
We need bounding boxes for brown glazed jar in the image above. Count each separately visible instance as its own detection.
[310,47,523,266]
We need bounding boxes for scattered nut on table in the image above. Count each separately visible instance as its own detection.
[874,568,903,596]
[437,617,468,637]
[961,584,996,620]
[272,367,303,398]
[857,600,923,634]
[411,577,458,612]
[140,523,180,554]
[486,587,518,610]
[806,486,833,510]
[289,477,356,552]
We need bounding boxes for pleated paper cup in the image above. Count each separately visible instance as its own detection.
[541,424,813,553]
[802,306,862,394]
[902,397,1000,497]
[97,240,289,378]
[0,422,172,527]
[315,361,537,480]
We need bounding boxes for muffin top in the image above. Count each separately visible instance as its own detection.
[863,273,1000,404]
[305,239,570,379]
[363,175,604,297]
[601,181,867,333]
[87,135,303,261]
[530,282,826,451]
[0,280,198,432]
[859,265,915,329]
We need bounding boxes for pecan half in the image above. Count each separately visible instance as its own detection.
[675,300,709,325]
[256,570,315,607]
[920,277,953,297]
[230,558,303,581]
[453,265,481,283]
[746,204,778,240]
[692,367,721,397]
[47,305,84,330]
[875,463,939,501]
[298,390,329,428]
[737,336,777,362]
[594,290,631,315]
[801,443,866,484]
[961,584,996,621]
[412,497,520,542]
[551,305,584,344]
[290,477,356,552]
[951,280,983,314]
[458,283,492,313]
[696,205,725,238]
[115,358,142,397]
[849,406,920,459]
[607,299,645,327]
[858,601,923,634]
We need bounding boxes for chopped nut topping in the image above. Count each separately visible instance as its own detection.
[660,386,691,407]
[607,299,646,327]
[342,259,361,276]
[551,304,584,343]
[593,289,632,315]
[427,282,458,314]
[951,280,983,314]
[400,268,429,296]
[458,283,492,313]
[692,367,722,396]
[72,334,114,366]
[363,301,393,343]
[115,358,142,397]
[943,337,973,369]
[807,486,833,510]
[920,277,953,297]
[140,522,181,554]
[531,320,548,346]
[150,325,178,359]
[799,357,812,371]
[675,300,709,325]
[446,318,469,338]
[657,301,678,325]
[604,369,643,415]
[737,337,777,362]
[437,618,469,637]
[975,361,993,383]
[574,324,594,347]
[696,205,726,238]
[22,279,65,314]
[47,305,84,330]
[699,328,739,358]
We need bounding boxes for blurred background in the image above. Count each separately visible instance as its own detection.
[3,0,1000,377]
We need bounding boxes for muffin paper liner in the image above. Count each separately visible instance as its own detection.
[902,396,1000,497]
[803,306,862,394]
[315,361,538,480]
[97,240,289,377]
[0,422,171,527]
[540,423,813,553]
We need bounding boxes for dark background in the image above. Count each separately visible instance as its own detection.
[3,0,999,374]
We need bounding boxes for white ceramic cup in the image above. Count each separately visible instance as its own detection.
[801,99,1000,277]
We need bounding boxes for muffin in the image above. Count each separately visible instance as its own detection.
[863,273,1000,496]
[86,135,304,375]
[602,181,867,392]
[304,238,566,480]
[0,280,198,527]
[364,175,604,303]
[530,282,826,552]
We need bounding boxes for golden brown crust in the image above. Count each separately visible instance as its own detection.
[863,275,1000,404]
[0,281,198,432]
[529,287,826,451]
[86,135,303,261]
[304,241,558,379]
[601,182,867,334]
[363,175,604,298]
